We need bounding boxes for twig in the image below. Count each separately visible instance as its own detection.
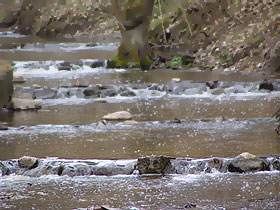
[158,0,168,44]
[178,0,193,36]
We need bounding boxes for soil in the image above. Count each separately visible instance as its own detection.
[0,0,280,75]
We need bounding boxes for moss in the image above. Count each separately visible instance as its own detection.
[168,55,194,69]
[0,12,7,22]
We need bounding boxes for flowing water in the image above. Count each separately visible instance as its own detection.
[0,32,280,210]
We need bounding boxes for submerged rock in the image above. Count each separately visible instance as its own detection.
[136,156,172,175]
[102,111,132,121]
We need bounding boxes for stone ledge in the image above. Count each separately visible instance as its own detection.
[1,154,279,177]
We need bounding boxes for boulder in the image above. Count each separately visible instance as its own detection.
[102,111,132,121]
[8,98,42,110]
[227,152,269,173]
[19,156,38,169]
[136,156,172,174]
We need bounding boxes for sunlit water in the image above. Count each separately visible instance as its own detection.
[0,32,279,209]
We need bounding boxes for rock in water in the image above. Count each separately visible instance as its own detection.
[227,152,269,173]
[102,111,132,121]
[123,120,138,125]
[136,156,172,174]
[259,79,274,91]
[19,156,38,169]
[238,152,256,160]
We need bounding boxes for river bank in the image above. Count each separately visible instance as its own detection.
[1,1,279,74]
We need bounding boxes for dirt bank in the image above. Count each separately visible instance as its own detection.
[0,1,279,75]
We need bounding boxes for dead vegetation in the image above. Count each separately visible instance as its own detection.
[0,0,280,74]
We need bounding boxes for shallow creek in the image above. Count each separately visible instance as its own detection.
[0,32,279,210]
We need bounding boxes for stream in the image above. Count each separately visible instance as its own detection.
[0,32,280,210]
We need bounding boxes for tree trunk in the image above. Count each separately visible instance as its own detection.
[110,0,154,70]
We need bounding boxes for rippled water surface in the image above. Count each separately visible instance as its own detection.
[0,32,280,209]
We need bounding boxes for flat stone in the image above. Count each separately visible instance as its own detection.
[8,98,42,110]
[123,120,138,125]
[19,156,38,169]
[102,111,132,121]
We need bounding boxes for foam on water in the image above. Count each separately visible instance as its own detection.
[13,60,127,78]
